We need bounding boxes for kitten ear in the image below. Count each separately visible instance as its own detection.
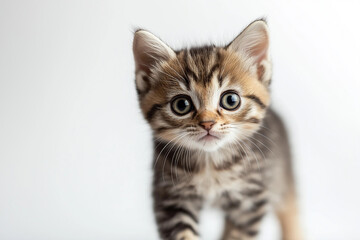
[227,20,272,85]
[133,29,175,75]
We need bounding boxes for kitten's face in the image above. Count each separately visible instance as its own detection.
[133,20,271,152]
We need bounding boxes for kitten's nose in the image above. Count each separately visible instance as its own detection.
[199,120,215,131]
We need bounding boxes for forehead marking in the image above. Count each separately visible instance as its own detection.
[183,50,199,82]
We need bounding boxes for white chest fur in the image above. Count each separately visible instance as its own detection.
[190,153,245,205]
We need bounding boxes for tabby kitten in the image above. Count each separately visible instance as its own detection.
[132,20,302,240]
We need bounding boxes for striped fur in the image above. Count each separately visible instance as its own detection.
[133,20,302,240]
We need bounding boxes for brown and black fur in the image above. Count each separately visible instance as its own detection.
[132,20,303,240]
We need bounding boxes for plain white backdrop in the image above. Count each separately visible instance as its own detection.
[1,1,360,239]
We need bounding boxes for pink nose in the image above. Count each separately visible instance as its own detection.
[199,121,215,131]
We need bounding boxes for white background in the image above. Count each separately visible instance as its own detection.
[1,1,360,239]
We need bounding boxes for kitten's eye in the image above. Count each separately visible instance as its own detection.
[171,95,193,116]
[220,91,241,110]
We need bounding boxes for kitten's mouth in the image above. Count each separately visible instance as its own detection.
[199,133,220,142]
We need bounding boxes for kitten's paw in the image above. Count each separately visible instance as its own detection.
[176,229,200,240]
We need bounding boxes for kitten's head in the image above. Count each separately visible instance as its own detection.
[133,20,271,152]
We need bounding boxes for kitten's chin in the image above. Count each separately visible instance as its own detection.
[187,136,228,152]
[199,144,222,152]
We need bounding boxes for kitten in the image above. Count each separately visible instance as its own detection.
[132,20,302,240]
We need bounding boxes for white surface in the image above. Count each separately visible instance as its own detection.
[1,1,360,239]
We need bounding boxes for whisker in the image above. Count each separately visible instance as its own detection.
[162,133,189,183]
[247,135,275,156]
[232,136,251,172]
[171,141,184,185]
[175,145,185,179]
[243,135,267,167]
[153,133,187,170]
[233,134,261,176]
[251,131,277,146]
[185,143,193,178]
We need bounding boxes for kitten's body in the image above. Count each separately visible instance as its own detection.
[152,109,297,240]
[133,20,302,240]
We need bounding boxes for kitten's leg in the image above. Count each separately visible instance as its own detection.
[220,193,269,240]
[153,185,203,240]
[275,190,303,240]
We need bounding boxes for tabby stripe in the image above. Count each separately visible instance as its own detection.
[214,161,234,171]
[183,51,198,82]
[244,95,266,109]
[238,105,251,119]
[155,126,172,133]
[146,104,162,121]
[216,51,225,86]
[176,72,190,90]
[216,52,224,87]
[247,178,264,188]
[223,200,241,210]
[236,213,265,230]
[168,193,202,201]
[162,222,199,238]
[218,74,224,87]
[242,188,263,197]
[191,109,198,119]
[160,112,184,127]
[245,230,259,237]
[160,205,198,223]
[171,52,191,89]
[206,63,219,84]
[245,118,260,124]
[184,66,197,83]
[253,198,268,210]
